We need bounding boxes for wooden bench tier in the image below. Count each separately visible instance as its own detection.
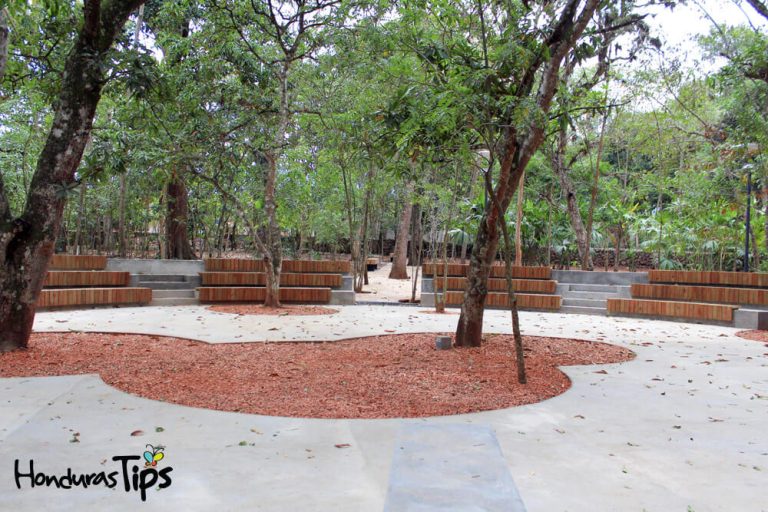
[204,259,350,274]
[648,270,768,288]
[44,271,130,288]
[200,272,342,288]
[198,287,331,304]
[423,263,551,280]
[443,291,561,310]
[632,283,768,306]
[38,287,151,308]
[434,277,556,294]
[50,254,107,270]
[607,298,738,323]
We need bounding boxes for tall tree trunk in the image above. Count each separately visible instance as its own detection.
[0,7,8,84]
[409,203,421,265]
[74,182,86,255]
[514,170,525,266]
[118,173,127,257]
[164,171,194,259]
[390,181,414,279]
[583,101,609,270]
[455,0,600,348]
[498,215,526,384]
[554,129,592,268]
[0,0,148,352]
[263,150,283,307]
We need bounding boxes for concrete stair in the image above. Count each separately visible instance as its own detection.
[135,274,200,306]
[558,283,622,316]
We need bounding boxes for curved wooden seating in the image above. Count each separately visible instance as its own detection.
[38,288,151,308]
[50,254,107,270]
[444,291,561,310]
[198,287,331,303]
[607,298,737,322]
[648,270,768,288]
[44,271,130,288]
[423,263,550,280]
[204,259,350,273]
[632,283,768,306]
[434,277,556,294]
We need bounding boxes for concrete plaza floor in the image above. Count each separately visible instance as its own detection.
[0,305,766,511]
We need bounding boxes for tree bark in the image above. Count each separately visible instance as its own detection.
[554,129,592,268]
[389,181,414,279]
[455,0,600,348]
[409,202,421,265]
[164,171,195,259]
[0,8,8,84]
[0,0,148,352]
[514,170,525,266]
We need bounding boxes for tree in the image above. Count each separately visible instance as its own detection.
[1,0,147,352]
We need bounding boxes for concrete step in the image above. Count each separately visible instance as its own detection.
[152,289,196,299]
[149,297,199,306]
[136,274,187,282]
[140,281,197,290]
[561,290,617,300]
[562,298,607,308]
[559,305,607,316]
[567,283,619,293]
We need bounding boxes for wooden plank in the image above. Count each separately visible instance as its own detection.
[44,271,130,288]
[632,283,768,306]
[198,287,331,303]
[648,270,768,288]
[50,255,107,270]
[607,298,737,322]
[204,259,350,273]
[200,272,342,287]
[38,287,151,308]
[434,277,556,294]
[423,263,550,279]
[443,291,561,310]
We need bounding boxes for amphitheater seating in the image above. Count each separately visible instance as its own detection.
[198,259,349,304]
[607,270,768,323]
[423,262,560,310]
[607,298,738,322]
[40,255,151,308]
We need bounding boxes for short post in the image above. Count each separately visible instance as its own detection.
[435,336,452,350]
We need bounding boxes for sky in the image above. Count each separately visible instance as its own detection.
[645,0,767,61]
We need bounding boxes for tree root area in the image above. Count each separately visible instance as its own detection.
[0,332,634,419]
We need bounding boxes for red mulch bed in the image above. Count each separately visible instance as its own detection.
[734,330,768,343]
[207,305,339,316]
[0,333,634,419]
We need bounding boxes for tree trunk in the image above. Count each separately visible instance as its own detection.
[263,151,283,307]
[554,129,592,269]
[164,171,195,259]
[409,203,421,265]
[514,170,525,266]
[0,8,8,84]
[390,181,414,279]
[0,0,148,352]
[455,0,600,347]
[498,215,526,384]
[118,172,127,257]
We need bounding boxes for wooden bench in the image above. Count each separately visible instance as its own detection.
[198,287,332,304]
[423,263,551,280]
[607,298,738,322]
[631,283,768,306]
[200,272,342,287]
[204,258,350,273]
[50,254,107,270]
[444,291,561,310]
[44,271,130,288]
[434,277,557,294]
[648,270,768,288]
[38,288,151,308]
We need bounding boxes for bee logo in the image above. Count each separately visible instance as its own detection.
[142,445,165,468]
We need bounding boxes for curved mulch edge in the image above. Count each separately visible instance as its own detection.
[206,304,339,316]
[734,330,768,343]
[0,332,635,419]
